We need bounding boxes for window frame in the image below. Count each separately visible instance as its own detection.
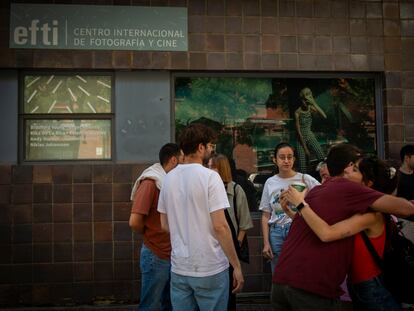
[19,70,115,164]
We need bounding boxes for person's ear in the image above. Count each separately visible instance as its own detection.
[197,143,205,153]
[342,163,353,176]
[272,157,277,164]
[366,180,373,188]
[171,156,178,166]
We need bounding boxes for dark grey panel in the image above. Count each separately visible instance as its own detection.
[115,71,171,163]
[0,70,18,163]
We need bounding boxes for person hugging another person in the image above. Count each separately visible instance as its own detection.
[281,155,409,311]
[269,143,414,311]
[208,154,253,311]
[259,142,320,274]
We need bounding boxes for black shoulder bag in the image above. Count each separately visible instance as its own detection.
[233,183,250,264]
[360,216,414,303]
[223,183,250,264]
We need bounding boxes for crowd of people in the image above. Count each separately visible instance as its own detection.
[129,123,414,311]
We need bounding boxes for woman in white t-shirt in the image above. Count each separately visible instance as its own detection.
[260,142,320,273]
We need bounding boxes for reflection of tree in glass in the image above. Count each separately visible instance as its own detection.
[175,77,271,157]
[329,78,375,150]
[175,77,271,122]
[266,80,289,111]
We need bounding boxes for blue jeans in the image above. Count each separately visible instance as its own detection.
[269,222,291,273]
[138,244,172,311]
[171,269,229,311]
[349,275,400,311]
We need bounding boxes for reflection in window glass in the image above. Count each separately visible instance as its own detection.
[25,119,111,160]
[24,75,112,114]
[175,77,377,207]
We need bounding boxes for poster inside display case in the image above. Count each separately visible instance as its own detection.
[174,76,379,208]
[25,119,111,161]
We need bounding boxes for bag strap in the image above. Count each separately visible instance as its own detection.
[301,173,309,189]
[224,209,238,239]
[233,183,240,229]
[224,208,240,253]
[360,231,384,271]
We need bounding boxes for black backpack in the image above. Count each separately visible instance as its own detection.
[361,215,414,303]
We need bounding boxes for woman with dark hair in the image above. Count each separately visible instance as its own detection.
[208,154,253,311]
[259,142,320,273]
[281,156,400,311]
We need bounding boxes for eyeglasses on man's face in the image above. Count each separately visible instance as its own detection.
[207,143,216,150]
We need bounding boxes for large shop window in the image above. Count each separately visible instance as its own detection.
[174,74,381,211]
[20,72,113,162]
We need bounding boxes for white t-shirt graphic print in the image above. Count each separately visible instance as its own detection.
[259,173,320,226]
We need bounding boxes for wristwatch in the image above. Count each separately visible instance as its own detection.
[295,202,306,212]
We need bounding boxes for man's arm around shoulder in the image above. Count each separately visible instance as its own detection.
[210,209,244,293]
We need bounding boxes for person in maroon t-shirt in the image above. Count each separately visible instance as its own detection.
[282,156,402,311]
[271,143,414,311]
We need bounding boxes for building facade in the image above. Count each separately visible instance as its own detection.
[0,0,413,307]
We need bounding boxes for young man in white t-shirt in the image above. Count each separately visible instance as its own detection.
[157,123,244,311]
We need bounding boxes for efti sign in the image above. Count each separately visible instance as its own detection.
[10,3,188,51]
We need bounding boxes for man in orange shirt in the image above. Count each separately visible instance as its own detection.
[129,143,182,311]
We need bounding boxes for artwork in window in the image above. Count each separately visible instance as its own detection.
[175,76,377,208]
[23,75,112,114]
[25,119,111,160]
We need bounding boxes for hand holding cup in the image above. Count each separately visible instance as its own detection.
[291,182,306,192]
[282,184,307,207]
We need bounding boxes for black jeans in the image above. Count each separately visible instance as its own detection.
[348,275,400,311]
[271,283,353,311]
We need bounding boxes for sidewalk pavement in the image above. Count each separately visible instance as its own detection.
[2,303,413,311]
[0,304,273,311]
